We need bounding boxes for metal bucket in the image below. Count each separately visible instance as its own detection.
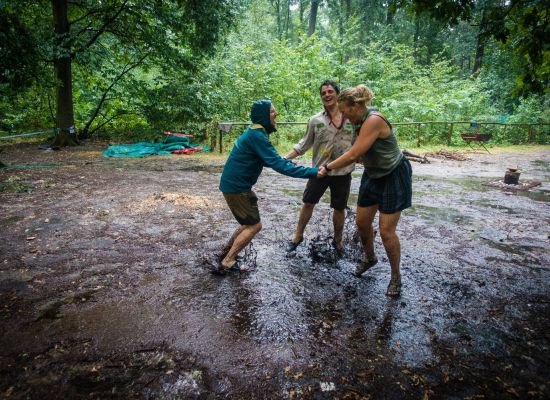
[504,169,520,185]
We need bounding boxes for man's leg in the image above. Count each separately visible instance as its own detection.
[378,211,402,281]
[221,222,262,268]
[356,205,378,261]
[220,226,246,259]
[330,174,352,251]
[332,208,346,249]
[291,203,315,244]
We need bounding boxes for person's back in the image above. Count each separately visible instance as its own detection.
[360,109,403,179]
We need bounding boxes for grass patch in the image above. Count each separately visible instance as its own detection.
[0,176,33,193]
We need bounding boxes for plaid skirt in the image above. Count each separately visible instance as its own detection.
[357,157,412,213]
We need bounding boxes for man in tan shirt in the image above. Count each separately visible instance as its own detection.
[285,80,355,255]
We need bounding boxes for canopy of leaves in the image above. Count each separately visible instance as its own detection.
[0,11,39,94]
[1,0,547,146]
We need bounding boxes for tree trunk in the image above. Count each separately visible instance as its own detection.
[284,0,291,40]
[413,14,420,61]
[343,0,351,21]
[472,3,489,75]
[308,0,320,37]
[51,0,79,147]
[386,0,397,25]
[273,0,282,40]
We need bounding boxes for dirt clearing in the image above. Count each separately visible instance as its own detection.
[1,142,549,399]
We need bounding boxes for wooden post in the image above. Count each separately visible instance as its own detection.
[219,129,223,154]
[417,123,422,147]
[447,123,453,146]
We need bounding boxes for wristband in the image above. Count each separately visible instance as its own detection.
[324,163,332,171]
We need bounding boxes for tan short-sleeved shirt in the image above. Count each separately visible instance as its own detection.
[293,111,355,176]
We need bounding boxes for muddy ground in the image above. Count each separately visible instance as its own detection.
[0,142,549,399]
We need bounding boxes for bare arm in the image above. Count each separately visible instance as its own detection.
[285,149,299,159]
[324,115,389,171]
[286,118,316,160]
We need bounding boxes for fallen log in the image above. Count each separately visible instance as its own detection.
[403,149,430,164]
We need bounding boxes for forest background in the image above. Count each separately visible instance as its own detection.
[0,0,548,151]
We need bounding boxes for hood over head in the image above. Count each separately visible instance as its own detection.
[250,99,276,134]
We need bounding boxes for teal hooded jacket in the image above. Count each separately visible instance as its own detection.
[219,100,319,193]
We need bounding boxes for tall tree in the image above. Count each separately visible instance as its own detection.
[52,0,77,145]
[472,0,491,74]
[0,11,39,95]
[404,0,548,95]
[308,0,320,36]
[3,0,243,146]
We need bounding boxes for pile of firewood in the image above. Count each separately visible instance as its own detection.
[403,149,430,163]
[425,150,470,161]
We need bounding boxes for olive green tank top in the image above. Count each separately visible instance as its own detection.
[359,108,403,178]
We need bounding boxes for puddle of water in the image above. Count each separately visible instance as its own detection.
[531,159,550,173]
[484,241,546,259]
[474,200,517,213]
[516,189,550,202]
[0,215,25,225]
[409,204,474,225]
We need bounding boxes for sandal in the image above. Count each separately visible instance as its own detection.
[210,257,249,275]
[227,260,250,272]
[385,278,402,297]
[286,238,303,252]
[355,257,378,277]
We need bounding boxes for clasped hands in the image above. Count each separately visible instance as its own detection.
[317,166,329,178]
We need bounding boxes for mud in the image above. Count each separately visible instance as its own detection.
[0,142,549,399]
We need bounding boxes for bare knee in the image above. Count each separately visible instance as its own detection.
[252,222,262,234]
[379,227,397,244]
[302,203,315,211]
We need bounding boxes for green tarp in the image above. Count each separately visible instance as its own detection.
[102,136,208,158]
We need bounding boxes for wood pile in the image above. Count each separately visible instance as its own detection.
[425,150,471,161]
[485,180,541,191]
[403,149,430,163]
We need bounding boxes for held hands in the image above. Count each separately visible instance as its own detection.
[317,166,328,178]
[283,157,298,166]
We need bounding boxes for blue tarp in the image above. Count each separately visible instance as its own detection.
[102,136,208,158]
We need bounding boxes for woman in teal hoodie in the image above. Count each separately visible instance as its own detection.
[217,99,320,274]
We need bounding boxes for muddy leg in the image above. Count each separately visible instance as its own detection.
[378,211,402,281]
[291,203,315,243]
[332,208,346,249]
[219,226,246,260]
[222,223,262,268]
[356,205,378,261]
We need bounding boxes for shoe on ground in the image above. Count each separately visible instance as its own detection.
[286,238,303,252]
[355,257,378,277]
[386,277,402,297]
[210,259,250,275]
[332,240,345,258]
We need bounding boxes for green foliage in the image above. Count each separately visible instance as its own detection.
[1,0,547,149]
[503,95,550,144]
[0,176,32,193]
[0,11,39,94]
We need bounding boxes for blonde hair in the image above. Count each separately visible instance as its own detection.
[337,84,374,107]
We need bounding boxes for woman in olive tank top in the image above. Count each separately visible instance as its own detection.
[320,84,412,297]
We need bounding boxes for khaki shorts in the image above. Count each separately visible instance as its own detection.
[223,191,261,225]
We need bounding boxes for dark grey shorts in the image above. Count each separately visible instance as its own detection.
[223,191,260,225]
[357,157,412,213]
[303,174,352,210]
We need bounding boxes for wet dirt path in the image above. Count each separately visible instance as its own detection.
[0,143,549,399]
